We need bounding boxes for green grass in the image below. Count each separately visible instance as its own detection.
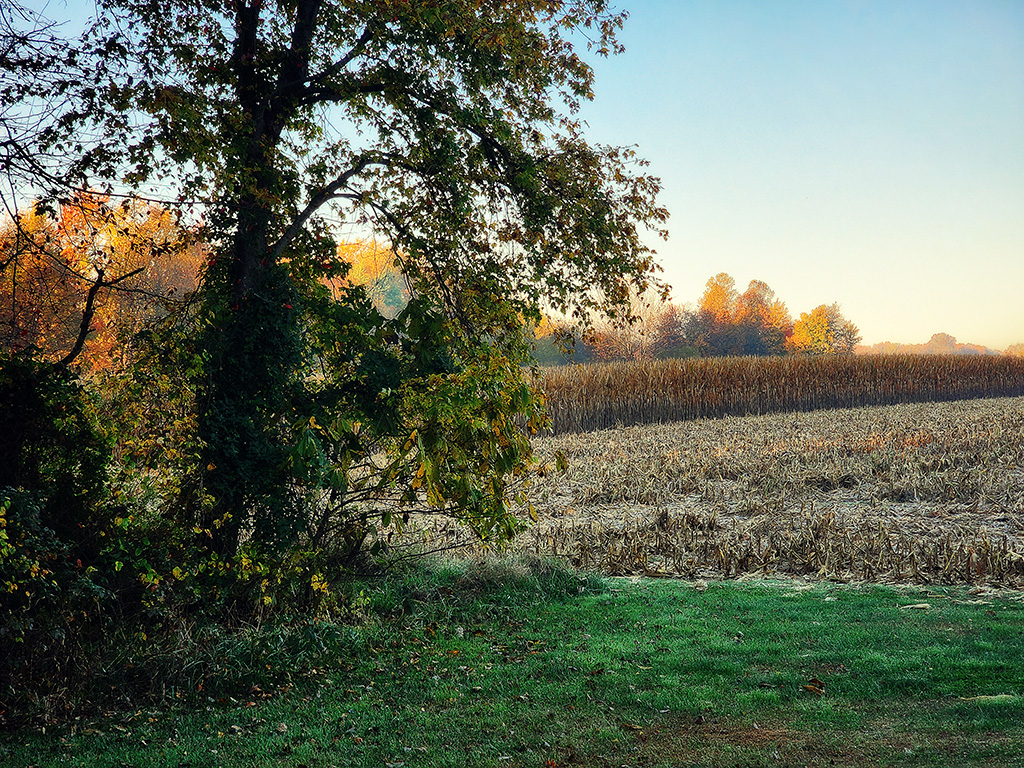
[4,557,1023,767]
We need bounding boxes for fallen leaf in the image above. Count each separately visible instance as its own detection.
[802,684,824,696]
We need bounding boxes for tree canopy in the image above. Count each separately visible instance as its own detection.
[787,303,861,356]
[686,273,792,357]
[530,273,868,365]
[3,0,667,557]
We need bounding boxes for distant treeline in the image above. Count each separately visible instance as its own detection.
[533,272,859,365]
[532,274,1023,367]
[538,354,1024,435]
[858,333,1020,357]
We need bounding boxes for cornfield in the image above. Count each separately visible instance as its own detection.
[516,396,1024,585]
[401,396,1024,587]
[539,354,1024,435]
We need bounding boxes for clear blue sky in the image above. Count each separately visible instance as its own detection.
[33,0,1024,349]
[577,0,1024,349]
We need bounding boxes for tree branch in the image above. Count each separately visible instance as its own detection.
[270,154,382,259]
[362,198,471,332]
[57,266,144,368]
[304,26,374,91]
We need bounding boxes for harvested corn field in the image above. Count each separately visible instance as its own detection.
[539,354,1024,434]
[394,396,1024,585]
[509,396,1024,585]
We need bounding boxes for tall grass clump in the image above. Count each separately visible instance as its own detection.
[540,354,1024,434]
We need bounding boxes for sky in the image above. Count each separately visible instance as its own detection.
[21,0,1024,350]
[575,0,1024,350]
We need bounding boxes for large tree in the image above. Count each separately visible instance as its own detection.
[685,272,740,356]
[734,279,791,356]
[4,1,666,556]
[787,303,861,356]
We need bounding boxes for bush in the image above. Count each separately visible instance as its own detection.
[0,354,114,723]
[0,354,111,554]
[0,488,115,723]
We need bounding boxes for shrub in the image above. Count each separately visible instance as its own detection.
[0,354,111,551]
[0,354,114,722]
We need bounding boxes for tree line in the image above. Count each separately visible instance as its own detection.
[533,272,861,364]
[861,333,1008,357]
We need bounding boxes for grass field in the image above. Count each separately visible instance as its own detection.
[4,560,1023,767]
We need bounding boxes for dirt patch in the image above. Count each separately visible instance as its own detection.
[577,713,1018,768]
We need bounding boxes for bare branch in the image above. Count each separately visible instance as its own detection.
[56,265,145,368]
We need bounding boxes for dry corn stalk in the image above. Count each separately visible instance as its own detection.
[539,355,1024,435]
[393,396,1024,587]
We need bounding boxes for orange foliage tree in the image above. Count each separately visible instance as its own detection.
[334,240,409,318]
[685,273,791,357]
[734,279,792,356]
[699,272,739,325]
[1,193,198,369]
[0,207,79,360]
[787,303,861,355]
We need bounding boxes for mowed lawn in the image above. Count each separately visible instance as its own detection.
[5,561,1023,768]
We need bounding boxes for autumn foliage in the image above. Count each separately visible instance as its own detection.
[0,194,200,369]
[333,239,410,317]
[787,303,861,356]
[536,272,860,364]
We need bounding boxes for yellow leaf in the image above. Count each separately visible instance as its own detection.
[402,429,418,453]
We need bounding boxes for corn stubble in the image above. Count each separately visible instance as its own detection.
[515,396,1024,585]
[401,356,1024,585]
